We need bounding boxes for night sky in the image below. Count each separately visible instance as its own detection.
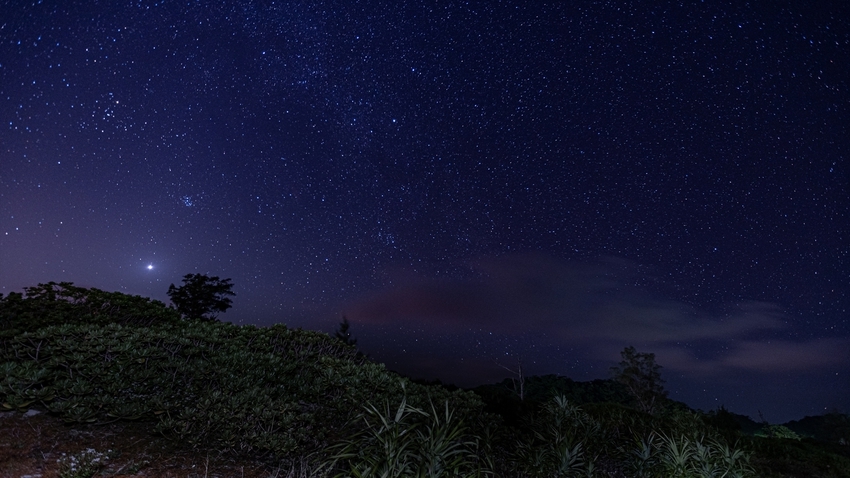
[2,1,849,423]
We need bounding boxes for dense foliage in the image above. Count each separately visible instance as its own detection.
[0,319,481,458]
[167,273,235,321]
[1,283,849,477]
[0,282,181,334]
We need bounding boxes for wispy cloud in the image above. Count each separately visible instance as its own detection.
[347,252,849,376]
[719,338,849,372]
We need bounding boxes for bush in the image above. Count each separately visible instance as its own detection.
[0,282,181,334]
[0,319,485,459]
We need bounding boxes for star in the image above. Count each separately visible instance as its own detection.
[1,0,846,424]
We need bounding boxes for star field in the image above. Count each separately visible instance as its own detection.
[1,0,849,422]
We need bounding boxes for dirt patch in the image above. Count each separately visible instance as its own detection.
[0,410,291,478]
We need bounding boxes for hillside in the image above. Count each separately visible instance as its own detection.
[1,283,849,477]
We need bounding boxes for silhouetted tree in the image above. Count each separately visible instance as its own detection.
[167,273,234,321]
[610,346,667,415]
[334,316,357,346]
[496,355,526,401]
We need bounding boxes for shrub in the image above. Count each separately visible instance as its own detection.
[0,319,485,460]
[0,282,181,334]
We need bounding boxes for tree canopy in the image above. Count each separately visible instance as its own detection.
[167,273,235,321]
[610,345,668,415]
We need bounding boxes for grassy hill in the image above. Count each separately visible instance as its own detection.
[1,283,849,477]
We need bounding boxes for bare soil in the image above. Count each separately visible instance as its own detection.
[0,409,289,478]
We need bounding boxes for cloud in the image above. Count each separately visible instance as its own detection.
[346,252,849,377]
[580,298,787,344]
[719,338,850,372]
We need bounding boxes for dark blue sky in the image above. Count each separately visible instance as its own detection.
[1,0,848,422]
